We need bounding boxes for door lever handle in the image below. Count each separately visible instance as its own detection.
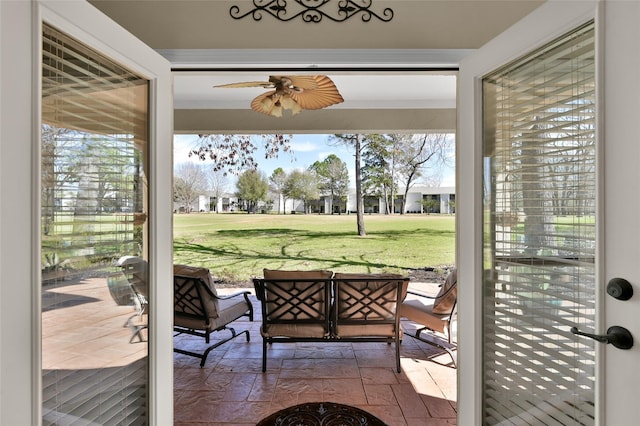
[571,326,634,350]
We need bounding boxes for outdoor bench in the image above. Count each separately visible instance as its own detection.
[253,269,409,372]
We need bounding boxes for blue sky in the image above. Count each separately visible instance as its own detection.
[174,134,455,187]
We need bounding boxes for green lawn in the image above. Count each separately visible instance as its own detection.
[173,213,455,282]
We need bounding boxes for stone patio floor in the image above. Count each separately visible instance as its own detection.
[42,278,457,425]
[172,286,457,425]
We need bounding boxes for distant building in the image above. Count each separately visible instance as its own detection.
[344,186,455,215]
[175,186,455,215]
[201,194,238,212]
[174,193,237,213]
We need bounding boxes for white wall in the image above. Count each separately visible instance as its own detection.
[198,195,210,212]
[405,192,423,213]
[1,2,35,424]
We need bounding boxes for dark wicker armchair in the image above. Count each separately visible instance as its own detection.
[173,264,253,367]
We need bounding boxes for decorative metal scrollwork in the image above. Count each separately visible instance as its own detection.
[230,0,394,23]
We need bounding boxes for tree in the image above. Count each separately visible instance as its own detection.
[283,169,319,214]
[331,134,366,236]
[269,167,288,214]
[190,134,292,175]
[396,133,451,214]
[235,169,269,213]
[206,166,229,213]
[174,162,207,213]
[422,198,440,214]
[310,154,349,214]
[42,125,81,234]
[385,134,404,214]
[361,134,397,214]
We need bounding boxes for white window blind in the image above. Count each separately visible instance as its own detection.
[482,22,596,425]
[41,24,149,425]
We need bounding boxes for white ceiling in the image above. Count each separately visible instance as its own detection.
[88,0,543,130]
[167,49,463,111]
[173,71,458,110]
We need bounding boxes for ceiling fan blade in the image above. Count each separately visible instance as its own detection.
[288,75,344,110]
[214,81,273,88]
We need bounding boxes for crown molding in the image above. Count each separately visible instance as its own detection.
[157,49,474,70]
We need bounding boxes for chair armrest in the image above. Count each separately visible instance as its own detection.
[407,280,457,300]
[214,290,252,300]
[213,290,254,322]
[406,289,437,299]
[253,278,267,301]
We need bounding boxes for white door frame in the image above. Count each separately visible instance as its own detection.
[600,1,640,424]
[0,1,35,423]
[459,0,640,424]
[0,1,173,424]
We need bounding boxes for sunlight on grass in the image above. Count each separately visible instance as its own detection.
[173,213,455,282]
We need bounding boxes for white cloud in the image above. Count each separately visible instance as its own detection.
[316,151,333,161]
[289,140,319,152]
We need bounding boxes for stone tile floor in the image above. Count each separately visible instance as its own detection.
[41,278,457,425]
[173,287,457,425]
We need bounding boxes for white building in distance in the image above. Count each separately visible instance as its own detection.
[177,186,455,215]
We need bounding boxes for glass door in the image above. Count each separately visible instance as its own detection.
[458,1,640,424]
[41,23,151,424]
[36,1,173,424]
[481,21,596,425]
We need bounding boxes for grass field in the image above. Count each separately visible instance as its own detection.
[173,213,455,282]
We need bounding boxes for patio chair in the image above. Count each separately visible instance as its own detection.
[400,268,457,367]
[333,273,409,373]
[253,269,334,372]
[116,255,149,343]
[173,264,253,367]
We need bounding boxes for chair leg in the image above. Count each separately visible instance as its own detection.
[174,326,250,368]
[124,300,147,343]
[405,327,457,368]
[129,324,148,343]
[262,338,268,372]
[125,310,147,343]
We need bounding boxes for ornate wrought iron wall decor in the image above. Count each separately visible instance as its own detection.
[230,0,394,23]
